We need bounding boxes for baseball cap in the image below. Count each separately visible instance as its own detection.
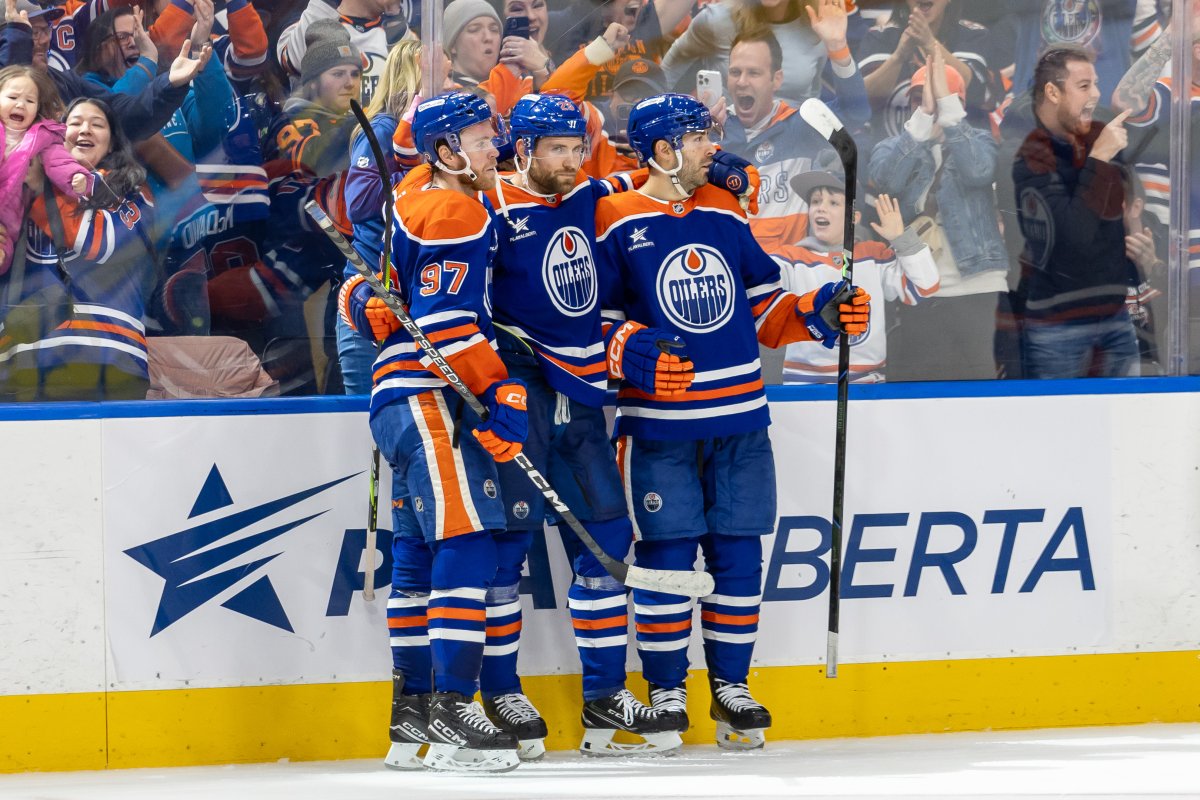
[789,170,845,201]
[612,57,666,96]
[0,0,65,23]
[909,64,967,102]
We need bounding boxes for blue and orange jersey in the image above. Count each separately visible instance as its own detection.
[2,187,155,378]
[485,170,637,407]
[344,165,507,418]
[596,184,818,441]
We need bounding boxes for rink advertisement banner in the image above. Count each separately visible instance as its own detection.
[99,396,1111,691]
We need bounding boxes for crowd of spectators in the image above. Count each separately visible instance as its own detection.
[0,0,1189,400]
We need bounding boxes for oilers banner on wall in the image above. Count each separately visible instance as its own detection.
[99,396,1110,691]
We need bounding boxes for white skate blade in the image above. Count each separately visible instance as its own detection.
[383,741,425,770]
[423,743,520,773]
[579,728,683,757]
[517,738,546,762]
[715,721,766,751]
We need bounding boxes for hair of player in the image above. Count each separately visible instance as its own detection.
[1032,45,1095,106]
[730,29,784,73]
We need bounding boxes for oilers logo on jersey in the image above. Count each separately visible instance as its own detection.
[542,227,597,317]
[1042,0,1102,47]
[656,245,735,333]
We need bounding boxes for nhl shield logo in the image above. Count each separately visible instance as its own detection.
[414,496,425,513]
[513,501,530,519]
[643,492,663,513]
[672,202,685,214]
[542,226,597,317]
[483,479,498,499]
[656,245,735,333]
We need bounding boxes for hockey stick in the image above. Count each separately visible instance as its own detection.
[799,98,857,679]
[306,209,714,599]
[349,99,395,602]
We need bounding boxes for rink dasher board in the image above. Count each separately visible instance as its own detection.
[1,380,1198,771]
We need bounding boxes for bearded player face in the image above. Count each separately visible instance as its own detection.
[524,135,586,195]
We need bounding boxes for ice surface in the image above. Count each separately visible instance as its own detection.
[1,724,1197,800]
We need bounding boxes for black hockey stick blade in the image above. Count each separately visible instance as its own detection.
[305,202,715,598]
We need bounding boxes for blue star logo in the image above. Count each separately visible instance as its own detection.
[124,464,358,637]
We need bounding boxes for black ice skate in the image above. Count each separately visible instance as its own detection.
[483,692,548,762]
[648,683,690,732]
[579,688,683,756]
[384,670,430,770]
[424,691,520,773]
[710,677,772,750]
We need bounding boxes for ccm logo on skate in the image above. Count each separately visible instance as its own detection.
[763,507,1096,601]
[656,246,734,333]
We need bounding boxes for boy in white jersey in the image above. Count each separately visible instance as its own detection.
[775,172,939,383]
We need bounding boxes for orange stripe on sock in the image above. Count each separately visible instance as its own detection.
[485,620,522,637]
[427,606,487,622]
[637,619,692,634]
[573,615,628,631]
[701,611,759,626]
[387,615,428,628]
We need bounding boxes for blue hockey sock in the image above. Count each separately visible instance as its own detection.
[428,531,498,697]
[699,535,763,684]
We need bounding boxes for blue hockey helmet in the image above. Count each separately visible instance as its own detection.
[509,94,587,143]
[626,93,712,165]
[412,91,509,165]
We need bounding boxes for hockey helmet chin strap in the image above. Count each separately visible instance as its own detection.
[648,141,691,199]
[512,137,559,199]
[432,132,479,181]
[498,136,583,228]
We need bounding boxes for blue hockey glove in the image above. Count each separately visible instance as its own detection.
[473,379,529,462]
[606,321,694,395]
[338,271,402,342]
[799,280,871,349]
[708,150,760,214]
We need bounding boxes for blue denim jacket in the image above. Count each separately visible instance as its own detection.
[867,120,1008,278]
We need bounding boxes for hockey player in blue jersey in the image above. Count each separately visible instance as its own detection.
[477,93,693,758]
[596,93,870,750]
[338,91,526,774]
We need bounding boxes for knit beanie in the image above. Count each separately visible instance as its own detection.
[441,0,500,57]
[300,23,362,86]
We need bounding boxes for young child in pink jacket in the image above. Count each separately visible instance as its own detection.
[0,65,94,275]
